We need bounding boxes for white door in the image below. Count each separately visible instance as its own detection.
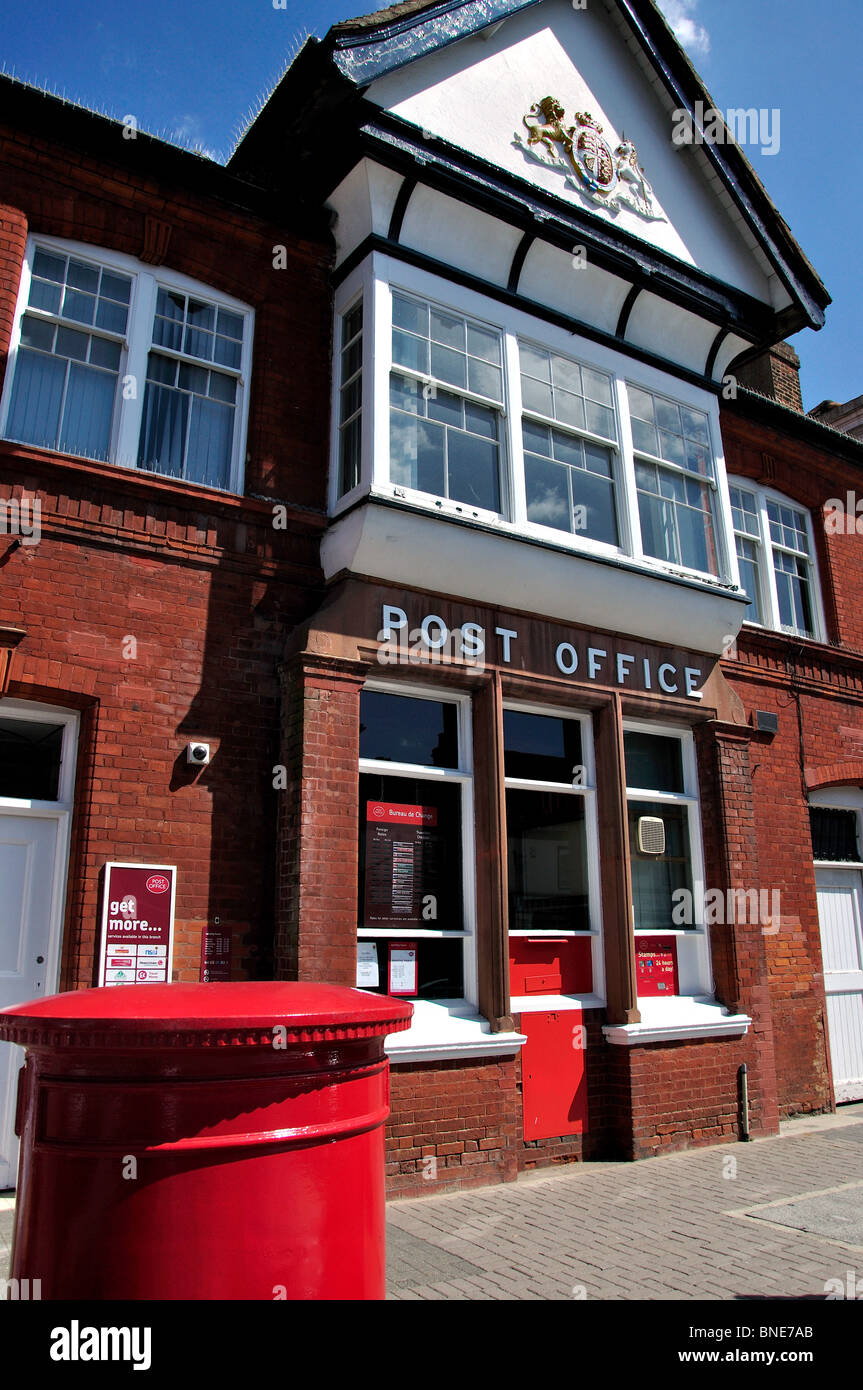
[815,867,863,1104]
[0,816,59,1187]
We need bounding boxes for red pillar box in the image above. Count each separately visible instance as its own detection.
[0,982,412,1300]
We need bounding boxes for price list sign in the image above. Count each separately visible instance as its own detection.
[364,802,442,927]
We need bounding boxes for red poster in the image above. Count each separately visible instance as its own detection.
[636,936,679,997]
[364,801,442,927]
[99,863,176,987]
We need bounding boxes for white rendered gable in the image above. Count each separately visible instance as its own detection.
[367,0,782,306]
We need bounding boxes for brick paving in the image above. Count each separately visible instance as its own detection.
[386,1109,863,1300]
[2,1110,862,1299]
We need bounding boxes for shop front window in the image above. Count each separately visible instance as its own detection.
[624,727,699,933]
[357,686,472,1001]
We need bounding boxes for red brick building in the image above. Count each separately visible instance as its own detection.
[1,0,860,1198]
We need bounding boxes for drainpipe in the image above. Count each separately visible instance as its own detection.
[739,1062,751,1141]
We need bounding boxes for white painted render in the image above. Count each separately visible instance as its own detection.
[321,501,745,654]
[367,0,782,303]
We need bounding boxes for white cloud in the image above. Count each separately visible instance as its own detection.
[171,113,218,161]
[658,0,711,58]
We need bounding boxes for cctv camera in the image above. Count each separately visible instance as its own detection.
[187,742,211,766]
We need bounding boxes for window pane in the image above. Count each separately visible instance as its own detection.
[551,355,581,393]
[185,396,233,488]
[628,800,693,930]
[504,711,583,783]
[467,357,502,400]
[571,468,618,546]
[555,390,585,431]
[676,501,713,574]
[392,293,428,336]
[340,415,361,495]
[390,411,445,495]
[521,375,554,417]
[354,935,464,1000]
[520,343,551,381]
[523,420,551,458]
[428,389,463,429]
[730,485,760,537]
[631,417,658,455]
[464,401,497,440]
[525,453,571,532]
[28,278,62,314]
[431,342,467,389]
[19,316,54,351]
[638,490,677,564]
[447,431,499,511]
[342,303,363,345]
[359,773,463,933]
[138,381,188,477]
[810,807,860,863]
[59,361,116,460]
[430,308,464,350]
[507,790,589,931]
[467,323,501,364]
[66,259,99,294]
[624,731,684,793]
[31,249,66,284]
[774,552,814,634]
[736,539,763,623]
[392,329,428,374]
[360,691,460,768]
[0,719,64,799]
[6,350,65,447]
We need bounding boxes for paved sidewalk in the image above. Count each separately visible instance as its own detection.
[386,1109,863,1300]
[2,1109,862,1299]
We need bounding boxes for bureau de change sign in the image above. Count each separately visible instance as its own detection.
[98,862,177,987]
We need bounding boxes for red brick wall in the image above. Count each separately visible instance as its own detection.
[275,654,365,984]
[720,402,863,1117]
[0,115,332,991]
[1,451,322,988]
[386,1057,519,1198]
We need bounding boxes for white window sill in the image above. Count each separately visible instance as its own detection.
[511,992,605,1013]
[384,999,526,1064]
[603,996,751,1046]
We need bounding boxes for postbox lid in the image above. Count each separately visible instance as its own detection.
[0,981,413,1049]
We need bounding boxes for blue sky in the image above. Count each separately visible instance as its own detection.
[1,0,858,410]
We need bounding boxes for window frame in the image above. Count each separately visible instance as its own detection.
[727,475,825,641]
[357,678,478,1010]
[385,286,510,526]
[330,252,736,587]
[626,379,724,580]
[0,235,254,496]
[623,718,714,998]
[503,699,606,1008]
[809,787,863,868]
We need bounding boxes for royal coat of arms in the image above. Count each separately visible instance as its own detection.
[516,96,663,221]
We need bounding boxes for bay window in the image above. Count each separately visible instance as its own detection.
[728,478,822,638]
[1,238,253,493]
[332,260,736,588]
